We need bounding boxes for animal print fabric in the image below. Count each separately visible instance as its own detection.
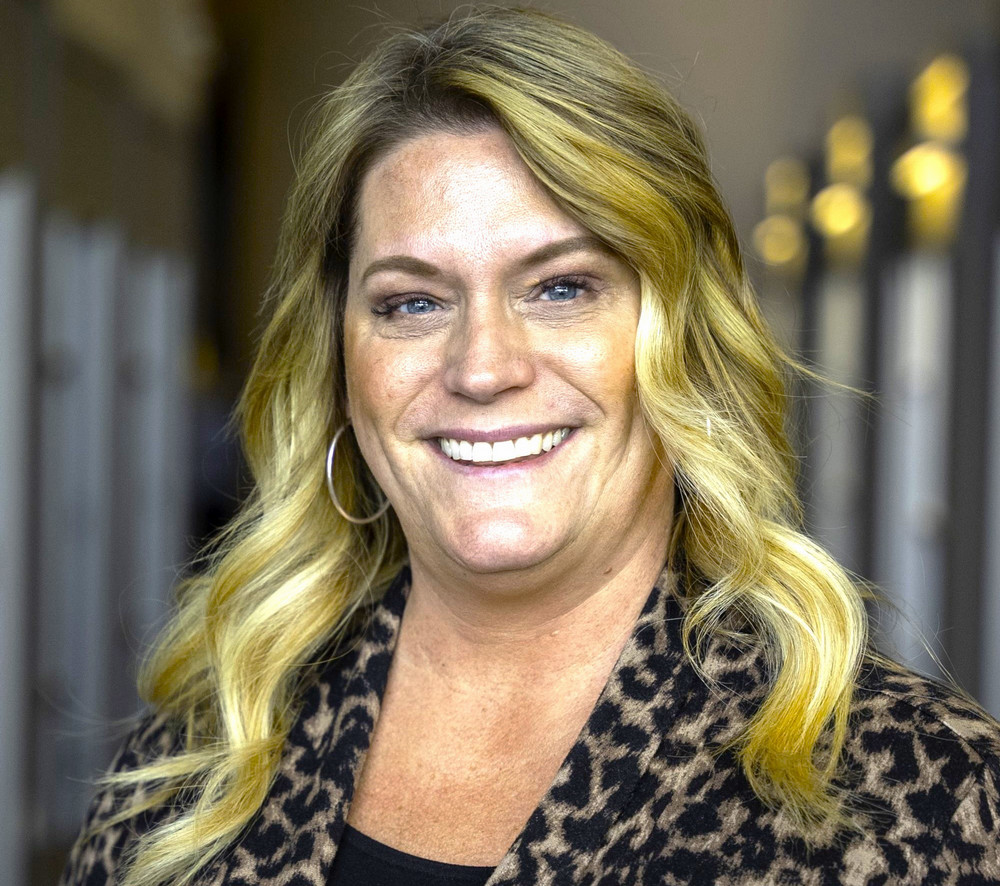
[62,568,1000,885]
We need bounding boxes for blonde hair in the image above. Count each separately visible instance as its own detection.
[106,8,867,884]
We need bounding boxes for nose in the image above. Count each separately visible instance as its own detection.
[442,297,535,402]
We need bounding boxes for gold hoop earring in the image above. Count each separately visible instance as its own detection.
[325,423,391,525]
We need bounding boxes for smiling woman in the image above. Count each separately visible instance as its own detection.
[62,7,1000,886]
[344,129,668,583]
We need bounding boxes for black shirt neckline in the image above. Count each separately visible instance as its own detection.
[328,823,495,885]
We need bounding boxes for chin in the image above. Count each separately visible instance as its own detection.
[443,517,563,577]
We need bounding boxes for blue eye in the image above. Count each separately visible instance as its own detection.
[396,297,437,314]
[539,278,587,301]
[370,295,441,319]
[375,295,437,315]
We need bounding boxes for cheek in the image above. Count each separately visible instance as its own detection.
[342,312,386,416]
[344,331,440,430]
[345,349,394,419]
[555,321,638,407]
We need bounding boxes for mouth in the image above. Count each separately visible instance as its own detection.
[437,428,572,465]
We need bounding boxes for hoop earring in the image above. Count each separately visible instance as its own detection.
[325,423,391,525]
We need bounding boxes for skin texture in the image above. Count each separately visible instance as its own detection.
[341,128,675,863]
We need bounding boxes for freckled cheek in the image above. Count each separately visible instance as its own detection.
[345,339,441,429]
[345,352,388,419]
[552,326,639,408]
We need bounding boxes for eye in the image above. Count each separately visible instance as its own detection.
[397,297,438,314]
[538,276,589,302]
[372,295,440,316]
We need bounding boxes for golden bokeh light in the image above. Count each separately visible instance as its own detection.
[891,141,967,245]
[765,157,810,215]
[891,142,966,199]
[826,116,874,188]
[811,183,870,238]
[911,54,970,144]
[753,214,807,268]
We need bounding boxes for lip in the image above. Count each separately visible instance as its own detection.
[425,424,572,444]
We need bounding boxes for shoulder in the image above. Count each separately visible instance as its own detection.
[58,572,407,886]
[850,658,1000,783]
[59,711,186,886]
[842,659,1000,877]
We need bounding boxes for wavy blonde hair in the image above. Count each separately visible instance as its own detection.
[105,8,867,884]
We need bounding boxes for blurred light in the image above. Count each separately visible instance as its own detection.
[891,141,967,245]
[826,116,873,188]
[765,158,810,216]
[891,142,965,199]
[753,214,807,267]
[911,54,969,144]
[811,183,870,238]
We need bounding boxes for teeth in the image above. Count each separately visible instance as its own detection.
[492,440,517,462]
[438,428,571,464]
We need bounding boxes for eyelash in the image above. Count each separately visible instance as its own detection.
[371,295,436,317]
[370,274,595,318]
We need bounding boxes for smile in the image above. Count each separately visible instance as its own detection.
[438,428,572,464]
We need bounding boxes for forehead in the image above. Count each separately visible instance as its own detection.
[351,128,590,266]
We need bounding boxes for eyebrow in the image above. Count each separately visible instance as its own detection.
[358,235,616,285]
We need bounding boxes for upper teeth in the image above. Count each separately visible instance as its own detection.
[439,428,571,463]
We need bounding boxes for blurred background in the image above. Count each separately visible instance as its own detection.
[3,0,1000,882]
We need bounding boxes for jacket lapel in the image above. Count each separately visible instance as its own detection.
[486,569,696,884]
[487,571,769,885]
[204,569,409,886]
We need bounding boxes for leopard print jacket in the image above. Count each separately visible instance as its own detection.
[62,569,1000,885]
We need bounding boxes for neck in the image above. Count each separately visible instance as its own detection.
[398,514,672,690]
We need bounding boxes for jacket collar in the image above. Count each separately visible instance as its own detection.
[208,567,767,885]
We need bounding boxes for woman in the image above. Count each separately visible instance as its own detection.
[63,8,1000,886]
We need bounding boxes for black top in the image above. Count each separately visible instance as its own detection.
[327,824,495,886]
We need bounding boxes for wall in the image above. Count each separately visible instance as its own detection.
[0,3,209,881]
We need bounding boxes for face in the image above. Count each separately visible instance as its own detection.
[343,128,672,584]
